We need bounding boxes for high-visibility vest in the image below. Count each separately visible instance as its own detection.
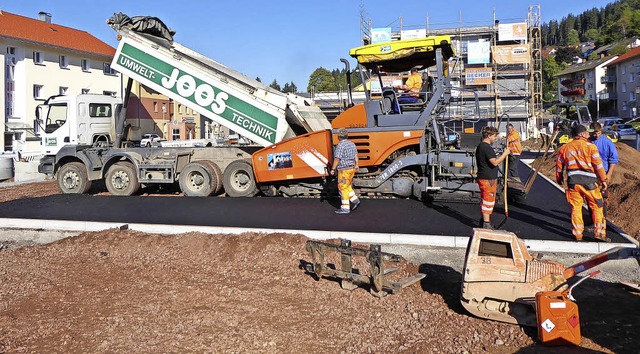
[556,137,607,185]
[508,130,522,155]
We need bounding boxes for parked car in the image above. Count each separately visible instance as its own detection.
[140,133,162,147]
[611,123,637,136]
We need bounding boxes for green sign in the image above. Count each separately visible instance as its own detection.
[114,43,279,144]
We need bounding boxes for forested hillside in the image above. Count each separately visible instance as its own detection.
[543,0,640,47]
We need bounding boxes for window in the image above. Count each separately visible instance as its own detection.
[59,87,68,95]
[623,101,628,111]
[33,84,44,99]
[59,55,68,69]
[178,104,183,114]
[103,63,116,75]
[33,51,44,65]
[623,83,627,93]
[81,59,90,72]
[153,102,158,113]
[89,103,112,117]
[631,73,635,83]
[103,91,116,97]
[172,128,180,140]
[622,65,627,75]
[631,92,636,101]
[7,47,15,55]
[82,88,90,94]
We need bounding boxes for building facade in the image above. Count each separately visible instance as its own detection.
[555,55,618,118]
[603,46,640,119]
[1,10,121,154]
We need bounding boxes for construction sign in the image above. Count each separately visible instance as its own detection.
[491,44,530,64]
[465,68,493,85]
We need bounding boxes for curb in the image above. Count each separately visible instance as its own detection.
[0,218,635,255]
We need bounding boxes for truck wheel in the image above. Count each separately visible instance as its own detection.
[57,162,92,194]
[106,161,140,196]
[179,162,217,197]
[198,160,223,195]
[223,159,258,197]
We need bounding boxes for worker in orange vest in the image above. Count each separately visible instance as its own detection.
[507,123,522,179]
[555,125,609,242]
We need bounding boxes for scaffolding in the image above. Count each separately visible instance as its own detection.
[356,6,538,137]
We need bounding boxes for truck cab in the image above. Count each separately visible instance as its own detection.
[38,94,121,155]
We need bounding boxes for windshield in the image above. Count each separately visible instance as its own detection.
[44,104,68,133]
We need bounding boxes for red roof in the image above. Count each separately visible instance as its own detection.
[0,10,115,57]
[606,45,640,66]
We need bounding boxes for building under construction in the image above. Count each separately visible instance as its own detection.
[316,5,542,138]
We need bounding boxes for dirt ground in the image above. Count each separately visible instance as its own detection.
[0,152,639,353]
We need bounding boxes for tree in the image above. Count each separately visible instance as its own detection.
[567,29,580,46]
[584,28,599,41]
[610,44,629,56]
[307,67,336,92]
[282,81,297,93]
[269,79,281,91]
[554,46,581,65]
[542,54,561,96]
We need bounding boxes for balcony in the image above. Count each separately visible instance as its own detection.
[601,76,617,83]
[598,92,617,100]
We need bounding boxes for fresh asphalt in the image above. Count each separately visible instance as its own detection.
[0,156,635,252]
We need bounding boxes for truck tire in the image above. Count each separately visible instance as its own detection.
[223,159,258,197]
[198,160,223,195]
[57,162,92,194]
[179,161,217,197]
[106,161,140,196]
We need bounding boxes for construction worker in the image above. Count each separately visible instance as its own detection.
[475,126,510,229]
[507,123,522,179]
[397,67,422,97]
[556,124,609,242]
[330,128,361,214]
[589,122,618,221]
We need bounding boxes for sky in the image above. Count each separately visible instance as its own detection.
[1,0,613,91]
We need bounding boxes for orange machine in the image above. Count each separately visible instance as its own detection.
[461,228,639,328]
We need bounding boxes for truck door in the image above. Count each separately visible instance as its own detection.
[42,103,70,155]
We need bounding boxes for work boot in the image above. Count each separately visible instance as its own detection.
[351,198,361,211]
[482,222,494,230]
[335,209,350,215]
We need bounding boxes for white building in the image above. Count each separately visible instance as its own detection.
[1,10,121,155]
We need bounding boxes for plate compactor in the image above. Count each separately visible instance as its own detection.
[461,228,640,329]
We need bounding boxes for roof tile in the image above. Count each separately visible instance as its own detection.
[0,10,115,57]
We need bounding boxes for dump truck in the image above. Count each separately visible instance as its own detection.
[38,14,331,196]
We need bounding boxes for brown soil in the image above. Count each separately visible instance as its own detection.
[530,141,640,241]
[1,167,639,352]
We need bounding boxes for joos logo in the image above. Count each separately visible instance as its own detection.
[161,69,228,115]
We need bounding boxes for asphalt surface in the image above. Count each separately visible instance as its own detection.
[0,158,631,244]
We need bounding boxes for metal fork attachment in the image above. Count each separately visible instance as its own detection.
[305,239,426,297]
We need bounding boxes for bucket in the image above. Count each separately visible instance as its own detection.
[0,156,15,181]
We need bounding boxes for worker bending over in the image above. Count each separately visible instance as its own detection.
[556,125,609,242]
[507,124,522,179]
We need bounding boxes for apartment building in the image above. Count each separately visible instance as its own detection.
[555,55,618,117]
[1,10,121,154]
[603,46,640,119]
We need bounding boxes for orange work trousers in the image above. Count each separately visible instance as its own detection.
[565,184,606,240]
[337,168,357,212]
[477,179,497,216]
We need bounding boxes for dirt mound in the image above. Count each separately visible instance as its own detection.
[3,229,636,353]
[531,142,640,241]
